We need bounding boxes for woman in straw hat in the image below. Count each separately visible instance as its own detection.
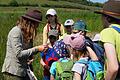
[95,0,120,80]
[2,9,46,80]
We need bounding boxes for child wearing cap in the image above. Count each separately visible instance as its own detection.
[59,19,74,40]
[43,8,65,45]
[50,40,71,80]
[40,30,59,80]
[72,20,89,36]
[63,33,103,80]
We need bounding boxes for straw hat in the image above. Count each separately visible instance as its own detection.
[95,0,120,20]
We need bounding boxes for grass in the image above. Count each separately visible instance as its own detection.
[0,7,102,80]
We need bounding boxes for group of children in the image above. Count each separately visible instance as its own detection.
[39,8,104,80]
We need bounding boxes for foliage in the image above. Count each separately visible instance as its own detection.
[0,7,102,80]
[9,0,19,7]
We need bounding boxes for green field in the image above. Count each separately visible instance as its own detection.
[0,4,102,80]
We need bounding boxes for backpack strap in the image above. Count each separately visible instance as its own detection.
[112,26,120,33]
[47,23,61,36]
[57,23,61,36]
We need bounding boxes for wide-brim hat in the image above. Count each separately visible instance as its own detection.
[95,0,120,20]
[22,9,42,22]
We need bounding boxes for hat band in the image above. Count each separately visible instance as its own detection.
[102,10,120,16]
[26,14,41,21]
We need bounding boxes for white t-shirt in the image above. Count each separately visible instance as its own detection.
[72,57,88,77]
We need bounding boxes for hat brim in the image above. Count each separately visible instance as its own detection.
[95,10,120,20]
[22,15,41,23]
[72,29,90,32]
[63,35,71,45]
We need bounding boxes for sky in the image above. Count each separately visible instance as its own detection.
[88,0,108,3]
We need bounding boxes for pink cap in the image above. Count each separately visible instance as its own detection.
[63,33,85,50]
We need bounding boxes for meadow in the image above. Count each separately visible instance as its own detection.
[0,7,102,80]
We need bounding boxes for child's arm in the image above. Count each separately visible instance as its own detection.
[50,74,55,80]
[86,46,98,60]
[40,58,46,66]
[73,72,81,80]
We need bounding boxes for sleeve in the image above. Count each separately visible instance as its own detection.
[43,24,48,45]
[72,63,85,75]
[10,28,38,61]
[50,62,57,76]
[100,28,115,45]
[60,24,65,36]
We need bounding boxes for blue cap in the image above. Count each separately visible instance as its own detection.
[73,20,89,32]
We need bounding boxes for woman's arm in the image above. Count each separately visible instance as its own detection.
[104,43,119,80]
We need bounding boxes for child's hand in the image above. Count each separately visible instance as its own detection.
[44,65,50,70]
[27,59,34,64]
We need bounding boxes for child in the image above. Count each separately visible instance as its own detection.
[59,19,74,39]
[50,40,72,80]
[63,33,104,80]
[40,30,59,80]
[43,8,65,45]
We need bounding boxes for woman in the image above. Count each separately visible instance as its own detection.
[43,8,64,45]
[2,9,44,80]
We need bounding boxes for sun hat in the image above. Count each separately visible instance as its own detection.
[64,19,74,27]
[53,40,68,57]
[92,33,101,42]
[72,20,89,32]
[63,33,85,50]
[48,30,58,37]
[46,9,57,16]
[94,0,120,20]
[22,9,42,22]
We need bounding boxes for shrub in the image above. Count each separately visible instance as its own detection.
[9,0,18,7]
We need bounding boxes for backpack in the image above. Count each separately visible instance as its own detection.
[55,59,74,80]
[47,23,61,36]
[77,60,104,80]
[42,48,59,67]
[85,37,105,64]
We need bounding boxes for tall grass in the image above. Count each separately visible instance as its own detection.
[0,7,102,80]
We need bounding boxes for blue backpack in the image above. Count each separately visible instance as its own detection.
[85,37,105,64]
[77,59,104,80]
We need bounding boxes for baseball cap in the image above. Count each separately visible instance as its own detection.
[64,19,74,26]
[73,20,89,32]
[63,33,85,50]
[46,9,57,16]
[92,33,101,42]
[48,30,58,37]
